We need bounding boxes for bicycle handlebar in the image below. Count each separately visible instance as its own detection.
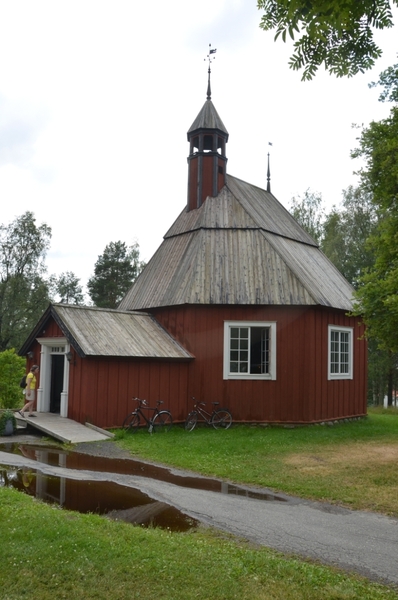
[192,396,205,407]
[132,397,164,407]
[191,396,219,407]
[132,397,147,406]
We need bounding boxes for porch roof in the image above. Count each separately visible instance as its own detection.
[20,304,193,360]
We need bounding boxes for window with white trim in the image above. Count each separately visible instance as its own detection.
[328,326,353,379]
[223,321,276,380]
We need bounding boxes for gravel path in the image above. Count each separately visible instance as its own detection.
[73,440,134,460]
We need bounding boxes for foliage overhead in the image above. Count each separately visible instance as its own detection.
[87,241,145,309]
[369,58,398,102]
[0,212,52,351]
[257,0,397,80]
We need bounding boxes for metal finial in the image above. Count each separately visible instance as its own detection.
[204,43,217,100]
[267,145,272,193]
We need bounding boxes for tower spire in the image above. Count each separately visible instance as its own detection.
[187,45,228,211]
[267,143,272,193]
[205,43,216,100]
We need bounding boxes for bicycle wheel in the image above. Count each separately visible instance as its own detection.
[123,412,140,432]
[152,411,173,433]
[211,409,232,430]
[185,411,198,432]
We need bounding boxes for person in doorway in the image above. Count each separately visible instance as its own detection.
[18,365,39,418]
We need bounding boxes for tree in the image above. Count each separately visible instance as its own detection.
[54,271,85,305]
[0,349,25,409]
[257,0,397,80]
[0,212,52,351]
[367,342,398,405]
[321,185,378,288]
[288,189,324,244]
[320,185,385,406]
[351,107,398,353]
[348,66,398,405]
[288,185,378,286]
[369,59,398,102]
[287,185,388,405]
[87,241,145,309]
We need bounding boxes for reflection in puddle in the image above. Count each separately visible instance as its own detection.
[0,442,286,531]
[5,443,287,502]
[0,464,197,531]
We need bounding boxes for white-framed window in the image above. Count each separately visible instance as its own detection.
[223,321,276,380]
[328,326,353,380]
[51,346,65,353]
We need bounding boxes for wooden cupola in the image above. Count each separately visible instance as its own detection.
[186,64,229,211]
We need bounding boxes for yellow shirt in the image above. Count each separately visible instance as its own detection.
[26,373,36,390]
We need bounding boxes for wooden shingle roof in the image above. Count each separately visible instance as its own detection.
[20,304,193,359]
[119,174,354,312]
[187,99,228,138]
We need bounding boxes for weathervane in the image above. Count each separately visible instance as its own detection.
[205,43,217,100]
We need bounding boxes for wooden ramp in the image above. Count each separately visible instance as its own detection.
[15,412,113,444]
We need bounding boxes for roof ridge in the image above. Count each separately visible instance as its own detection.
[54,303,149,316]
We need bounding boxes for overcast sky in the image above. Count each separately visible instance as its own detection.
[1,1,397,294]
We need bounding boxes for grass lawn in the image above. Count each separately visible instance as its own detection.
[1,407,398,599]
[114,407,398,517]
[1,486,398,600]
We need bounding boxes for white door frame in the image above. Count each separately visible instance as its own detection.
[36,338,70,417]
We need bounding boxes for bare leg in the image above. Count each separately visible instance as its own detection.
[20,396,35,415]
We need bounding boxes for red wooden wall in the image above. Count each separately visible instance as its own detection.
[68,356,189,428]
[150,304,367,424]
[27,305,367,428]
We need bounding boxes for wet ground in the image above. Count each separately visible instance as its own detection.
[1,432,398,587]
[0,435,285,532]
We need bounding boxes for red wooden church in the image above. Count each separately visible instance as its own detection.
[20,76,367,428]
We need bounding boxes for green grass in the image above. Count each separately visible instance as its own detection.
[114,408,398,515]
[2,407,398,599]
[1,485,398,600]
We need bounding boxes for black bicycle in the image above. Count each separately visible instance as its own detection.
[123,397,173,433]
[185,397,232,432]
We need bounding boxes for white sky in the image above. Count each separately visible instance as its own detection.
[1,1,397,295]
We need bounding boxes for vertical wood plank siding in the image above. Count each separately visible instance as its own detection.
[148,305,367,424]
[34,309,366,428]
[67,358,190,429]
[43,319,64,337]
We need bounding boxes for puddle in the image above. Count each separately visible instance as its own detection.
[3,443,287,502]
[0,464,197,531]
[0,443,286,530]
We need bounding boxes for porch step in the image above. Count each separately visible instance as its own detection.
[15,412,113,444]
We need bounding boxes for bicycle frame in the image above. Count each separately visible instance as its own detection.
[123,397,172,433]
[185,397,232,432]
[194,401,217,424]
[135,401,160,431]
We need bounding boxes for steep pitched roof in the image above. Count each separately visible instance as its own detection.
[119,174,354,312]
[187,99,228,137]
[19,304,193,359]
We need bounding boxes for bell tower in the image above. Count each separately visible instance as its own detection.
[187,47,228,211]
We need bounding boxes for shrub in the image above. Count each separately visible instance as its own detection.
[0,349,26,409]
[0,409,17,435]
